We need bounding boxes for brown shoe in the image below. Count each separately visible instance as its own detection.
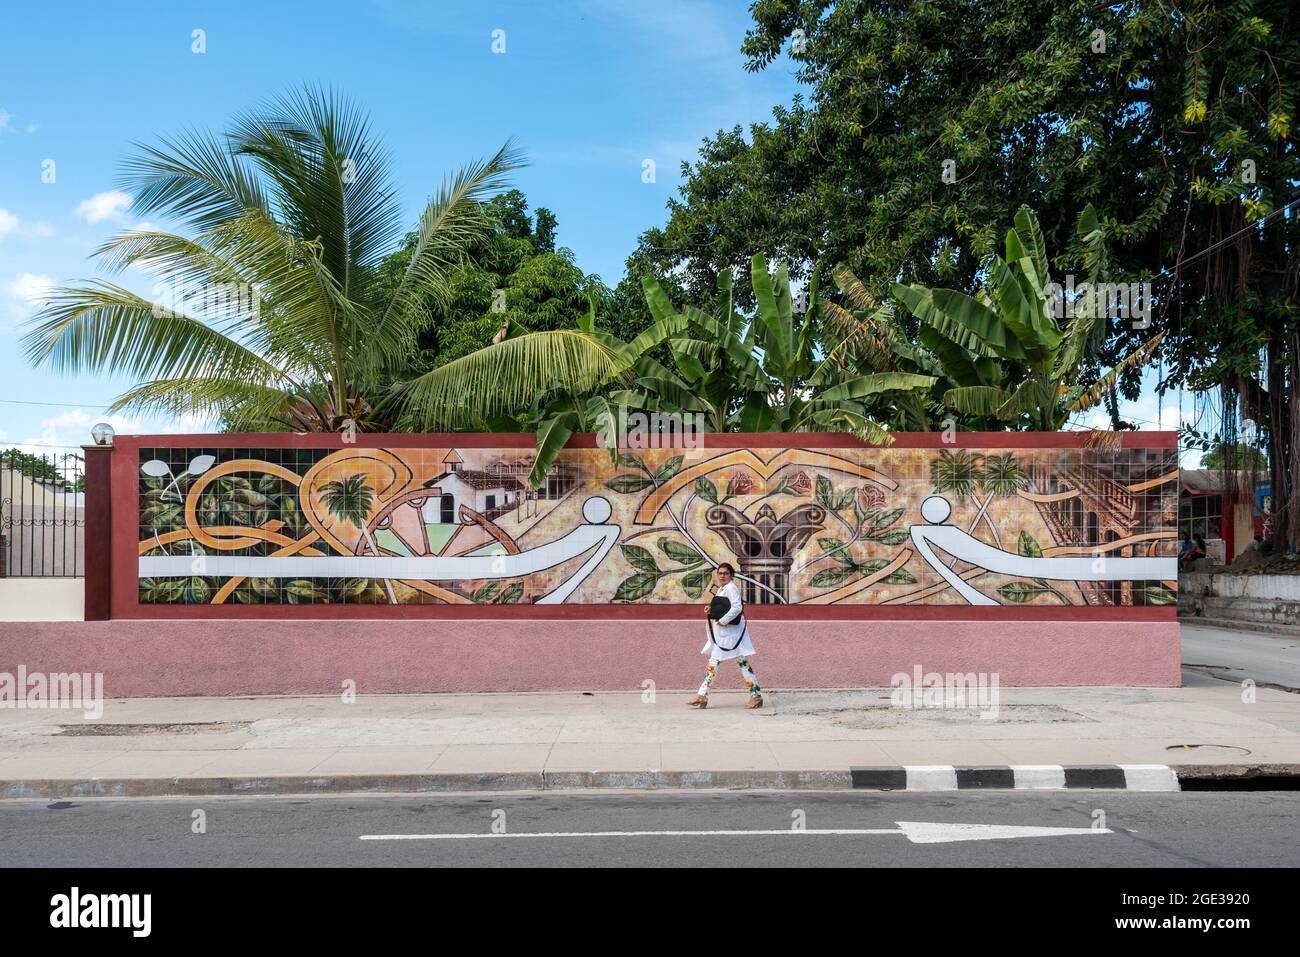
[687,695,708,709]
[745,696,763,710]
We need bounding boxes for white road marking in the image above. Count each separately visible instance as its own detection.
[360,822,1114,845]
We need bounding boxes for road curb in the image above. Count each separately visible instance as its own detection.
[850,765,1180,791]
[4,764,1300,799]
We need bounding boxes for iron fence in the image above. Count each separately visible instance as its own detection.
[0,450,85,577]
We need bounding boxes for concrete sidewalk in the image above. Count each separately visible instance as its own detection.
[2,670,1297,798]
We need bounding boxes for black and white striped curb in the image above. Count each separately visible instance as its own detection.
[850,765,1180,791]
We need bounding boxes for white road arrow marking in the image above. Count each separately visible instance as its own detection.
[895,821,1112,844]
[360,822,1113,844]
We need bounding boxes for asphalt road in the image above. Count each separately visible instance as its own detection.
[1182,622,1300,691]
[1,790,1297,867]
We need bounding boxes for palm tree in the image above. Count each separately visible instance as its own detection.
[22,87,523,431]
[319,472,395,603]
[892,205,1163,431]
[395,294,703,487]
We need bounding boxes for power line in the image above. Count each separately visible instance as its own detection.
[0,398,112,409]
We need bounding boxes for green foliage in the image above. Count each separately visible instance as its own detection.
[22,86,524,433]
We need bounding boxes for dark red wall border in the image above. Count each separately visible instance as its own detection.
[113,430,1178,451]
[106,431,1178,621]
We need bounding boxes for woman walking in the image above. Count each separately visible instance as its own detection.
[687,563,763,710]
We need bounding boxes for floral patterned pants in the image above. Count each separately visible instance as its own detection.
[698,656,761,698]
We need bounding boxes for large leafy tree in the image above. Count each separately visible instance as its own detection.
[372,190,612,371]
[892,206,1164,431]
[23,87,522,431]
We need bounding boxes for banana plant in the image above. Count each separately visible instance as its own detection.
[891,205,1163,431]
[641,268,767,432]
[820,265,1009,432]
[746,254,937,443]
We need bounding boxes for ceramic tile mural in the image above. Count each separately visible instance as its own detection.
[135,444,1179,607]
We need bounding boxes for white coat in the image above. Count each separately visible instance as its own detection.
[700,580,755,660]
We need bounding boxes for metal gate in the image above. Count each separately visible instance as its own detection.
[0,450,85,577]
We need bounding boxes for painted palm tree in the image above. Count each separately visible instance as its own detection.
[930,450,1028,551]
[21,86,524,432]
[319,472,395,603]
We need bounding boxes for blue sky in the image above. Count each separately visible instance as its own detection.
[0,0,1202,462]
[0,0,800,450]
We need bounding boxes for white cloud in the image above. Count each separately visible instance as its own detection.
[24,121,38,134]
[6,272,55,305]
[16,408,213,454]
[75,189,132,224]
[0,108,12,132]
[2,272,55,333]
[0,208,18,238]
[29,221,54,238]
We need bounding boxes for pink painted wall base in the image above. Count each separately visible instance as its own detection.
[0,618,1181,695]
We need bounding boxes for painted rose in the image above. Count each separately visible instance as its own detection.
[725,472,755,497]
[857,484,886,512]
[785,471,812,495]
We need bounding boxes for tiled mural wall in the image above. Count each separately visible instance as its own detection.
[135,443,1178,608]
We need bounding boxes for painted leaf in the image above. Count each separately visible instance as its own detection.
[473,582,502,603]
[658,538,703,567]
[654,455,684,483]
[620,544,660,573]
[869,529,910,546]
[998,581,1052,603]
[883,568,917,584]
[1017,531,1043,558]
[809,566,854,588]
[1139,586,1177,606]
[605,474,653,494]
[681,568,711,599]
[183,577,210,604]
[869,508,904,531]
[617,452,645,470]
[285,580,316,601]
[835,487,855,510]
[343,578,371,599]
[694,476,719,504]
[188,454,216,476]
[614,572,661,602]
[817,537,855,566]
[858,559,891,574]
[815,475,834,510]
[496,582,525,604]
[141,459,171,478]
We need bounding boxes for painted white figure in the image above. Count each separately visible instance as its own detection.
[688,563,762,710]
[910,495,1177,605]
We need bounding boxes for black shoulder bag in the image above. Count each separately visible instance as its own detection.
[706,590,748,652]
